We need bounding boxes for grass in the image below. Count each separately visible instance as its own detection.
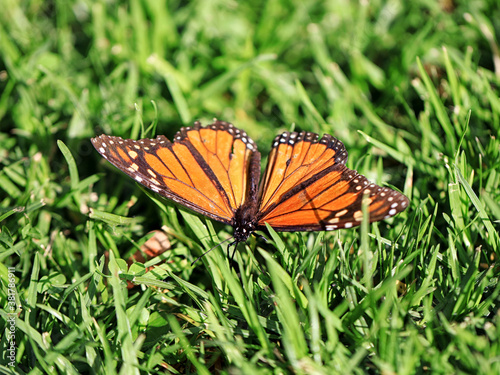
[1,0,500,373]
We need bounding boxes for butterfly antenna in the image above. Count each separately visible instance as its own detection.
[191,237,234,266]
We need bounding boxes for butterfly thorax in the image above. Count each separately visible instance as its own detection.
[232,199,259,244]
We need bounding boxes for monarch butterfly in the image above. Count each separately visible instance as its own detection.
[92,120,409,255]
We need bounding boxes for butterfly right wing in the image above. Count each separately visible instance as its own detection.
[91,120,260,225]
[256,131,409,231]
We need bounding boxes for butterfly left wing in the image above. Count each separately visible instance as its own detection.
[256,131,409,231]
[91,120,260,225]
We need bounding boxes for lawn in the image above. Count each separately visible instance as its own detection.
[1,0,500,373]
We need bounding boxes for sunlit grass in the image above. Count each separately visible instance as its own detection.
[1,0,500,373]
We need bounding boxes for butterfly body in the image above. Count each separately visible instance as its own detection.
[92,120,409,250]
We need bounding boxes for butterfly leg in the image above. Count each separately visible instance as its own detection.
[253,233,268,243]
[227,240,239,263]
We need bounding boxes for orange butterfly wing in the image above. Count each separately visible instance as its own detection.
[91,120,261,224]
[256,131,409,231]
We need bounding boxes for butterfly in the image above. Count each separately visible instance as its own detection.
[92,120,409,255]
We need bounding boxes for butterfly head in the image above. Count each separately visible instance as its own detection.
[231,200,259,244]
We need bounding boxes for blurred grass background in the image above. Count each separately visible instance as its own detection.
[1,0,500,373]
